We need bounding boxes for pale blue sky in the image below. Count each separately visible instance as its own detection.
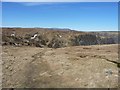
[2,2,118,31]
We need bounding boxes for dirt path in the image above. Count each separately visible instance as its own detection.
[2,44,118,88]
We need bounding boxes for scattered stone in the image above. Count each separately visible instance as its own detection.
[40,72,47,76]
[105,69,113,76]
[96,48,100,50]
[75,78,79,81]
[58,71,64,75]
[5,65,9,69]
[9,67,13,71]
[83,47,91,49]
[24,58,28,60]
[33,78,36,81]
[106,50,111,52]
[65,52,69,54]
[48,74,52,77]
[10,54,13,56]
[79,55,87,58]
[84,84,88,86]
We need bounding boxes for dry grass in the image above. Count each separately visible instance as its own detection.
[2,44,118,88]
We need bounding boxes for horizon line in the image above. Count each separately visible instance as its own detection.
[1,26,118,32]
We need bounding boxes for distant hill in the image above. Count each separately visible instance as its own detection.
[2,28,119,48]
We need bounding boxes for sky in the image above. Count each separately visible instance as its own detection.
[2,2,118,31]
[1,0,120,2]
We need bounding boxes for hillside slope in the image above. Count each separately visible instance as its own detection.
[2,28,119,48]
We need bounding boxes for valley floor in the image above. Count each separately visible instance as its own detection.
[2,44,119,88]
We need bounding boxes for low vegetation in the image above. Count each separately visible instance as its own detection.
[2,28,119,48]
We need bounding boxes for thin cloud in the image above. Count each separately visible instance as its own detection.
[1,0,119,2]
[20,2,55,6]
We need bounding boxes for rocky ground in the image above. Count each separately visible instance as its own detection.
[2,44,119,88]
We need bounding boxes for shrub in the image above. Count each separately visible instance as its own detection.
[23,33,49,47]
[48,36,66,48]
[98,37,115,44]
[2,35,23,46]
[71,34,98,46]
